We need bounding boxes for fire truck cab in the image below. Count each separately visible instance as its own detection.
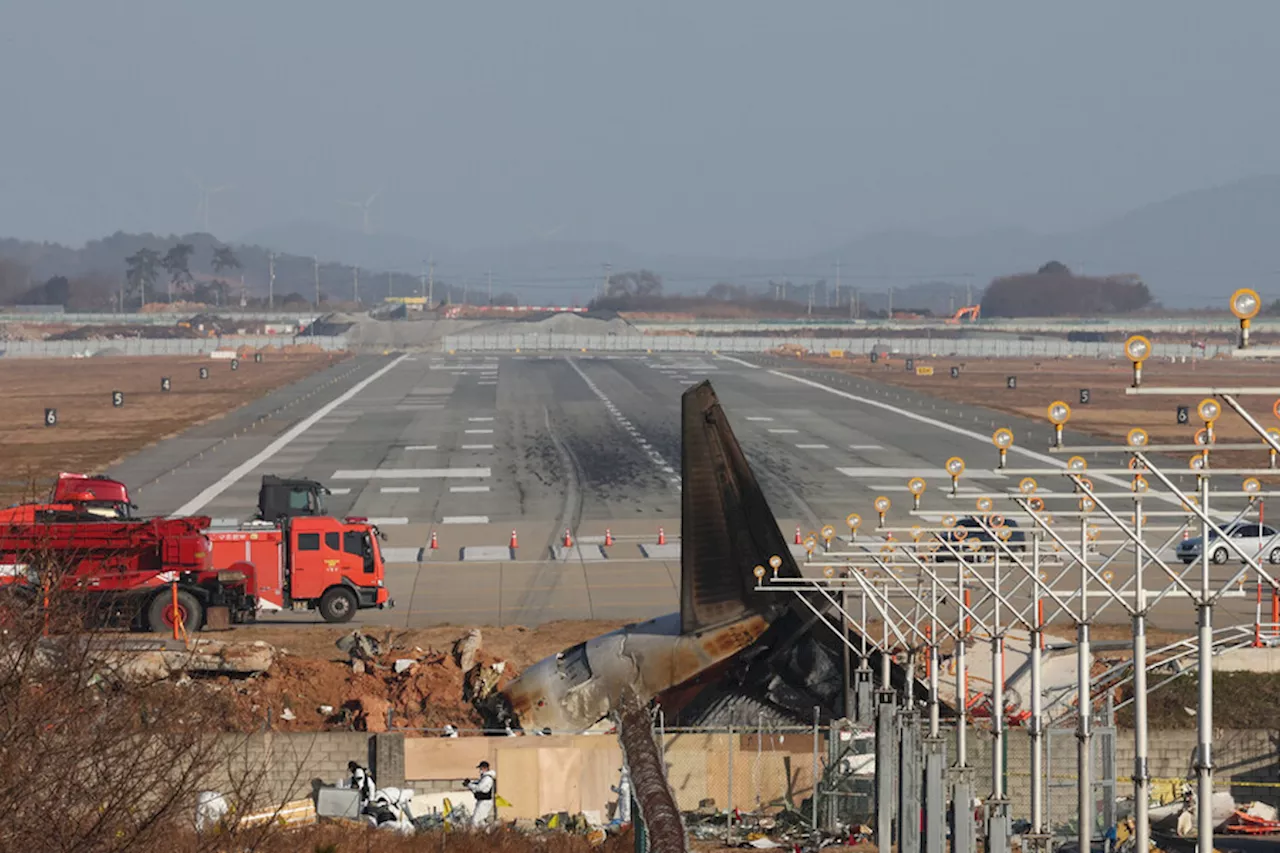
[207,515,391,623]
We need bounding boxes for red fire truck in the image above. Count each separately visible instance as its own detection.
[206,515,391,623]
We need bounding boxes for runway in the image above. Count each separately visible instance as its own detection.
[106,350,1260,632]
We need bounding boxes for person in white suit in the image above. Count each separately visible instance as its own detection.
[465,761,497,826]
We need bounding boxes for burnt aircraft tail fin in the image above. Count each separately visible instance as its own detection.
[680,381,801,634]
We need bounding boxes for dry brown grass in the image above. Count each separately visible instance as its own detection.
[0,352,348,503]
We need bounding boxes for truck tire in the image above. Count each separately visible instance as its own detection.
[148,589,204,634]
[319,587,358,623]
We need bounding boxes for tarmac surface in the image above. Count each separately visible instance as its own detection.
[107,350,1266,633]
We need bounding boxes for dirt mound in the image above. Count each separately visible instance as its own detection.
[219,636,518,732]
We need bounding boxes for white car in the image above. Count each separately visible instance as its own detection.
[1176,522,1280,565]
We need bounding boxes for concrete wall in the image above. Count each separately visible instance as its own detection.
[194,726,1280,820]
[208,732,376,806]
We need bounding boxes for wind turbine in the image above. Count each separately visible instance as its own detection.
[191,175,231,233]
[340,191,380,235]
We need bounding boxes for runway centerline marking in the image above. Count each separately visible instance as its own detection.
[566,357,680,493]
[745,416,774,422]
[450,485,491,493]
[462,443,494,450]
[768,428,799,434]
[367,517,409,525]
[469,417,494,422]
[465,429,494,434]
[380,486,420,494]
[443,515,490,524]
[405,445,437,450]
[172,355,409,516]
[796,443,830,449]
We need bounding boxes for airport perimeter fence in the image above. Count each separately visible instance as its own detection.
[0,334,349,358]
[440,333,1232,360]
[1,309,320,325]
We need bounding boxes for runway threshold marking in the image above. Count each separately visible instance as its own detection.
[171,355,410,516]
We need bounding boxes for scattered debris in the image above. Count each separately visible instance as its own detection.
[394,659,416,674]
[454,629,482,672]
[336,630,382,663]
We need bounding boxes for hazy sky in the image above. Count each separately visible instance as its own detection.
[2,2,1278,257]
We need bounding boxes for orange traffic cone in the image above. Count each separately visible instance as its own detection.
[604,528,613,547]
[658,527,666,546]
[429,531,439,550]
[795,526,802,545]
[564,528,573,547]
[510,529,519,549]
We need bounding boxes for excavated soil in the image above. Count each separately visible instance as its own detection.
[217,621,627,733]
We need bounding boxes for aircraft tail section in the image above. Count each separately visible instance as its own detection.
[680,381,800,634]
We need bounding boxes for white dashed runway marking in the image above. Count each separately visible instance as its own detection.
[332,468,491,479]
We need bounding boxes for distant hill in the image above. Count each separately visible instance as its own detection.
[3,176,1279,310]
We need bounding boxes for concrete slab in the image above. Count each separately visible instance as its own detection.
[381,547,424,563]
[639,543,681,559]
[460,546,515,562]
[551,544,609,562]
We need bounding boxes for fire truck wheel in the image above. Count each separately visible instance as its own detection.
[319,587,358,623]
[148,589,204,633]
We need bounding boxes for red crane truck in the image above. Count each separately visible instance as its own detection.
[0,515,257,632]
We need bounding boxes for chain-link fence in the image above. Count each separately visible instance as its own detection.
[441,332,1230,359]
[0,334,348,357]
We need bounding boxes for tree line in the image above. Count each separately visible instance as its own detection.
[979,261,1154,317]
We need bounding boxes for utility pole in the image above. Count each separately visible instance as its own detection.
[888,285,894,318]
[239,274,246,308]
[807,283,813,316]
[966,281,973,307]
[852,288,858,319]
[428,258,435,306]
[387,271,393,301]
[353,266,359,304]
[835,260,841,311]
[313,256,320,308]
[268,252,275,311]
[602,263,612,301]
[420,262,427,302]
[487,269,493,305]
